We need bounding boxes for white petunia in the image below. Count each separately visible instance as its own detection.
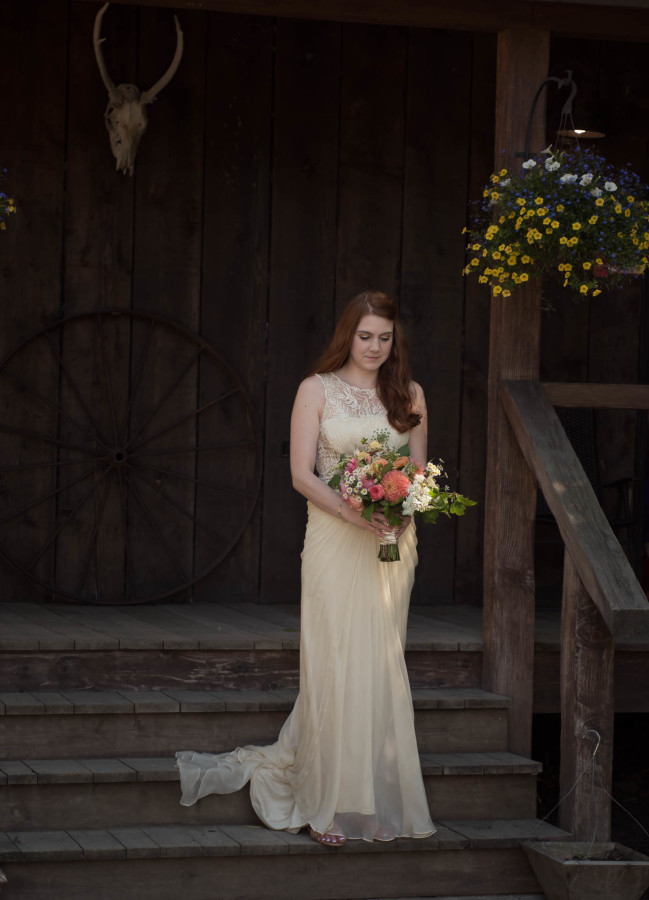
[522,159,537,170]
[604,181,617,192]
[560,174,578,184]
[545,159,561,171]
[590,187,603,198]
[500,178,510,186]
[542,145,554,156]
[580,173,593,186]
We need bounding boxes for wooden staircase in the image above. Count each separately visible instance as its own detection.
[0,602,569,898]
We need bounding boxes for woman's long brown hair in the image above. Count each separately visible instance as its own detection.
[311,291,421,433]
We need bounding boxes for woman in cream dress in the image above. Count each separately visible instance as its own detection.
[177,291,435,847]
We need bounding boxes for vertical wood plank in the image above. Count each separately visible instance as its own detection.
[129,5,207,600]
[401,29,472,604]
[482,27,549,757]
[54,2,138,602]
[454,32,497,605]
[0,0,69,602]
[335,22,406,314]
[260,19,341,602]
[194,13,273,603]
[560,547,614,841]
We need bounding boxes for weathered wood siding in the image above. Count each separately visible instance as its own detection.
[1,2,644,605]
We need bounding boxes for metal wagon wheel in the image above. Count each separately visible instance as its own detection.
[0,309,261,604]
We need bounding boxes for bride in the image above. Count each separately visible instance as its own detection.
[176,290,436,847]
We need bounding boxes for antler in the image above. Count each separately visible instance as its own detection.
[93,3,120,102]
[140,16,184,105]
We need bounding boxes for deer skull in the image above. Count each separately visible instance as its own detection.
[93,3,184,176]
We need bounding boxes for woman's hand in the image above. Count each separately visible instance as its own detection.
[340,504,411,539]
[372,510,411,540]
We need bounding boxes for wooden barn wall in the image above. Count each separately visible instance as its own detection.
[4,3,644,607]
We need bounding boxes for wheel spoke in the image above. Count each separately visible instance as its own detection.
[0,424,100,456]
[126,347,202,449]
[27,469,110,571]
[43,331,111,448]
[0,457,103,472]
[129,458,255,498]
[0,365,107,448]
[96,313,120,446]
[128,465,226,548]
[116,467,133,600]
[76,475,112,596]
[126,472,189,582]
[129,389,238,453]
[132,439,255,458]
[118,317,156,445]
[0,464,102,528]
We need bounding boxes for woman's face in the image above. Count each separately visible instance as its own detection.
[348,313,394,373]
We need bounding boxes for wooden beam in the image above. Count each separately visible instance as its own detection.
[481,28,548,759]
[78,0,649,42]
[560,548,614,841]
[543,382,649,409]
[501,380,649,641]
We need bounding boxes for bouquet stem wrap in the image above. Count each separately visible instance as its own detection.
[378,529,400,563]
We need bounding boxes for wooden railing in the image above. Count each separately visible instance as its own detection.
[500,380,649,840]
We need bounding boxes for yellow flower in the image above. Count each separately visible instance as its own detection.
[551,221,560,229]
[499,216,506,224]
[595,257,604,264]
[589,215,598,225]
[526,209,535,218]
[628,195,635,203]
[545,228,553,234]
[507,256,517,266]
[583,262,592,270]
[492,251,502,260]
[615,204,622,214]
[521,255,530,264]
[536,208,547,217]
[498,244,506,251]
[462,227,468,234]
[520,273,529,282]
[572,222,581,231]
[516,197,526,206]
[556,204,565,212]
[595,197,605,207]
[491,191,499,200]
[485,268,492,275]
[559,236,568,245]
[470,258,479,266]
[369,440,382,451]
[357,450,370,462]
[491,174,500,183]
[558,263,565,272]
[500,168,508,177]
[535,197,544,205]
[502,290,511,297]
[483,189,490,198]
[580,285,589,294]
[479,275,488,284]
[472,244,481,251]
[493,285,503,295]
[543,217,551,225]
[515,217,523,229]
[625,209,631,217]
[593,289,602,296]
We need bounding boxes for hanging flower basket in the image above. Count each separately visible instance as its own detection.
[463,148,649,298]
[0,168,15,231]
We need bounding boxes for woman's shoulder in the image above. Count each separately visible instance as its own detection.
[294,374,326,412]
[409,380,425,405]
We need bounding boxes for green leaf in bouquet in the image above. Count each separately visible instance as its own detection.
[397,444,410,456]
[450,500,466,515]
[384,506,403,527]
[328,474,341,489]
[361,502,375,523]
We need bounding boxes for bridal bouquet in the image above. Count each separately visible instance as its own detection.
[328,430,476,562]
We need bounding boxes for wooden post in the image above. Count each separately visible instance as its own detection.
[482,27,549,757]
[560,548,614,840]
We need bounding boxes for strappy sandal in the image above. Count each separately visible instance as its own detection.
[308,827,347,847]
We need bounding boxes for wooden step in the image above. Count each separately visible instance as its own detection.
[0,820,568,900]
[0,602,484,693]
[0,688,510,758]
[0,751,541,831]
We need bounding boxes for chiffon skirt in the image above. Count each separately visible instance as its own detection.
[176,502,435,841]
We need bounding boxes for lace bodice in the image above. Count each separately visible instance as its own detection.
[315,372,408,483]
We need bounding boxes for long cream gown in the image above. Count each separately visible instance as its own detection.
[176,372,436,841]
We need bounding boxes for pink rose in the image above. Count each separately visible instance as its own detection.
[361,477,375,491]
[346,458,358,472]
[347,495,364,511]
[369,483,385,501]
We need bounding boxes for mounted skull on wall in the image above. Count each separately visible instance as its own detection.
[93,2,184,176]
